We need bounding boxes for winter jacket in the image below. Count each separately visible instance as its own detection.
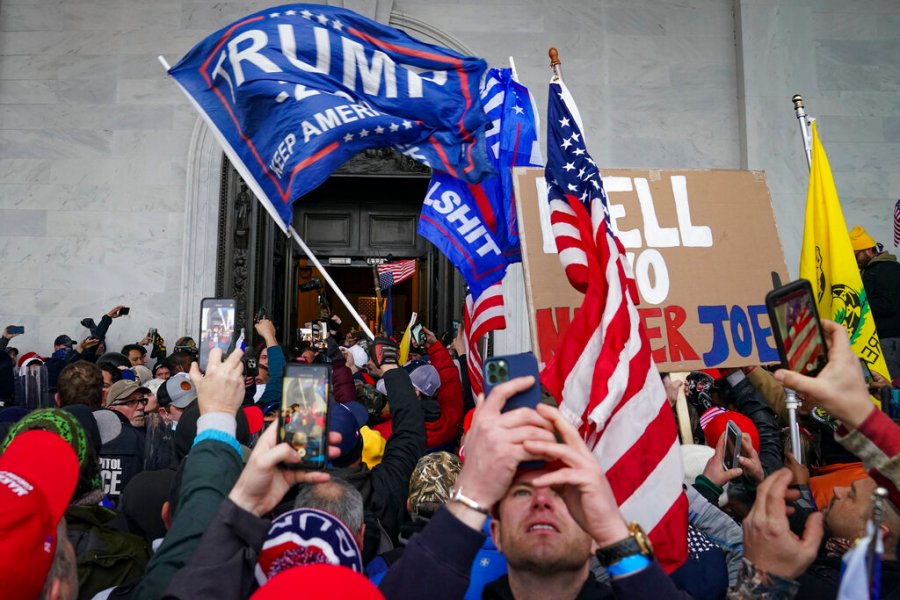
[686,486,743,587]
[862,252,900,339]
[836,407,900,508]
[378,506,693,600]
[331,367,426,546]
[162,497,268,600]
[97,409,146,505]
[256,344,285,408]
[132,433,243,599]
[372,342,464,449]
[331,356,357,404]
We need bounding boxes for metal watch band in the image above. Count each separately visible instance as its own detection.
[449,487,491,515]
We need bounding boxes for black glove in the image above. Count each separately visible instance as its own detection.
[685,372,715,413]
[368,337,399,368]
[325,336,343,362]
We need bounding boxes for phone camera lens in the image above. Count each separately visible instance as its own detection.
[498,366,508,379]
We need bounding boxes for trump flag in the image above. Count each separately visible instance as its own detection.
[168,4,492,229]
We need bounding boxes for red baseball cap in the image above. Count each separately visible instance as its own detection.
[701,409,760,452]
[0,430,79,600]
[252,564,384,599]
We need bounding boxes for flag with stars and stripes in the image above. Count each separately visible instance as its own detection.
[540,78,688,573]
[377,259,416,290]
[418,67,542,300]
[168,4,492,230]
[464,283,507,397]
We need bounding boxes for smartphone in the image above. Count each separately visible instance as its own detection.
[411,324,424,346]
[452,320,461,336]
[723,420,742,471]
[484,352,543,413]
[765,279,829,377]
[279,364,330,469]
[7,325,24,335]
[255,307,267,322]
[198,297,237,371]
[244,357,259,378]
[118,307,131,316]
[860,359,874,385]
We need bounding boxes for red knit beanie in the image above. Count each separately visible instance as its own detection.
[701,409,760,451]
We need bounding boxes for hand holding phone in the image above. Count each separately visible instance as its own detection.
[279,364,330,469]
[118,306,130,316]
[723,420,742,471]
[765,279,829,376]
[4,325,24,337]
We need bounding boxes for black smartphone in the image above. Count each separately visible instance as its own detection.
[765,279,829,377]
[452,320,461,335]
[198,297,237,371]
[7,325,25,335]
[279,364,330,469]
[723,420,742,470]
[244,357,259,378]
[255,307,267,322]
[860,359,874,385]
[118,307,130,316]
[484,352,542,412]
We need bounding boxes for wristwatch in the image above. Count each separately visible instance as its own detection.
[596,522,654,567]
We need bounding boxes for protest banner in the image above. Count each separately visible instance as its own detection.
[514,167,789,371]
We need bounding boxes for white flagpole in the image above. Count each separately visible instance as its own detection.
[792,94,813,170]
[786,93,812,463]
[159,55,374,340]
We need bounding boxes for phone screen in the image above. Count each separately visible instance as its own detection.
[199,298,237,371]
[766,280,828,376]
[723,420,742,470]
[279,364,330,469]
[8,325,25,335]
[411,324,424,346]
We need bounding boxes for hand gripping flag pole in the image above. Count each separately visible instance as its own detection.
[158,55,374,339]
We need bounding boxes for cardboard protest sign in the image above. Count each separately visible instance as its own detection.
[514,167,789,371]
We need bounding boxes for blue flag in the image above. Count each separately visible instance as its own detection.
[417,68,541,299]
[168,4,492,228]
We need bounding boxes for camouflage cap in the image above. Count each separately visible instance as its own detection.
[408,451,462,519]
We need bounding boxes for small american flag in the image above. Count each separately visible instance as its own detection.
[540,78,688,572]
[464,283,507,396]
[377,259,417,290]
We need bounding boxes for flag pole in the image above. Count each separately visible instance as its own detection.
[792,94,813,170]
[868,487,888,593]
[288,227,374,339]
[786,94,813,462]
[549,47,563,81]
[372,264,383,334]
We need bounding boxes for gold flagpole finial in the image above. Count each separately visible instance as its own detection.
[791,94,804,110]
[548,48,563,81]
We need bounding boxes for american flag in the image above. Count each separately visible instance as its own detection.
[377,259,417,290]
[463,283,507,396]
[539,78,688,572]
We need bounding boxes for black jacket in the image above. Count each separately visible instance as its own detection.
[862,252,900,339]
[331,367,426,547]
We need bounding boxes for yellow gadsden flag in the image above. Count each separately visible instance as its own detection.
[799,121,890,382]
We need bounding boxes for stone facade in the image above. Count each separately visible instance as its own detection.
[1,0,898,355]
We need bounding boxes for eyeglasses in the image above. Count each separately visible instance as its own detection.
[111,396,149,407]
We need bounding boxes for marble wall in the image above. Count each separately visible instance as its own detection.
[1,0,897,358]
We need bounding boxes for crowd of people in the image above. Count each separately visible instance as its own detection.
[2,283,900,599]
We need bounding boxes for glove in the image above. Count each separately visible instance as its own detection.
[325,336,343,362]
[368,337,399,368]
[685,371,715,413]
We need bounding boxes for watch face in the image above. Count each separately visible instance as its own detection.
[630,523,654,556]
